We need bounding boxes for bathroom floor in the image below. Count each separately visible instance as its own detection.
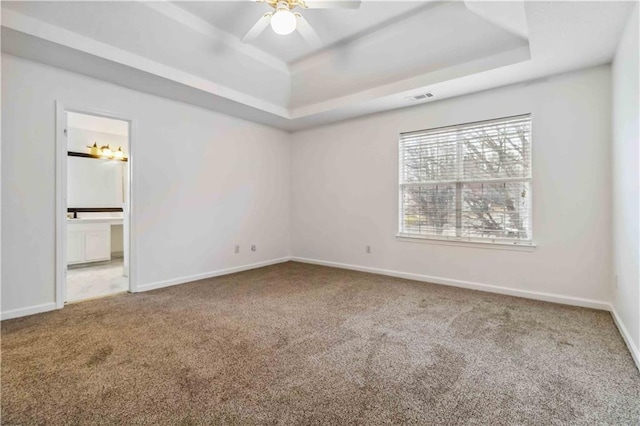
[66,258,128,302]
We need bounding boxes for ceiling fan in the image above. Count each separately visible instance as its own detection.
[241,0,361,48]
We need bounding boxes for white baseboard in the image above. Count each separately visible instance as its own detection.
[137,257,292,292]
[291,257,611,311]
[0,258,292,320]
[609,307,640,371]
[1,302,57,321]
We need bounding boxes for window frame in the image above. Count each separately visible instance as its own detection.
[396,114,535,249]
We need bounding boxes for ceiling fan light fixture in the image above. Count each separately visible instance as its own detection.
[271,8,297,35]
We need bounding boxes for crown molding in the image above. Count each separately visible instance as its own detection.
[1,8,291,118]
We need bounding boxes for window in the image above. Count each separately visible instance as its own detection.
[398,114,532,245]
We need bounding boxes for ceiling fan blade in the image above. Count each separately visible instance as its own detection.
[241,13,273,42]
[295,13,322,48]
[303,1,361,9]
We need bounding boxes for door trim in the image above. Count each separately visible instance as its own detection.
[55,102,137,309]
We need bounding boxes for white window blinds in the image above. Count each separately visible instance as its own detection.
[399,114,532,244]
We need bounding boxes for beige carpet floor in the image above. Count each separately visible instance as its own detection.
[1,262,639,425]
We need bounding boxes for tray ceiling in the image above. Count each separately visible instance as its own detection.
[174,1,428,64]
[1,1,635,131]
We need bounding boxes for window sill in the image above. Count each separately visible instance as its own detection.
[396,234,537,252]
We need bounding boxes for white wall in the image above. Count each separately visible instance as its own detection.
[612,6,640,358]
[111,224,123,255]
[67,112,129,143]
[67,126,128,153]
[1,54,291,317]
[291,65,613,305]
[0,51,628,328]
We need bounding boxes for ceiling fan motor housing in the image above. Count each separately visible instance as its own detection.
[276,1,292,11]
[268,0,307,10]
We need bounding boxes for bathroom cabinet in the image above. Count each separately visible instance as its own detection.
[67,222,111,265]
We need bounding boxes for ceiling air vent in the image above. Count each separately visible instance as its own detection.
[409,92,434,101]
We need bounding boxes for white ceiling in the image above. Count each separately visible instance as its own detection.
[290,1,528,108]
[174,1,428,64]
[1,1,636,131]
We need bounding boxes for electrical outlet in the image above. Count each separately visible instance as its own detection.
[234,245,240,254]
[366,245,371,254]
[251,244,256,252]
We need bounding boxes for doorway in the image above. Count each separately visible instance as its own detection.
[56,104,135,306]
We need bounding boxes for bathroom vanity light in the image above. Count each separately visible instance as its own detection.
[87,142,100,156]
[73,143,126,161]
[114,147,124,160]
[100,145,112,158]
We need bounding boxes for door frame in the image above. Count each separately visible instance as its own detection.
[55,101,137,308]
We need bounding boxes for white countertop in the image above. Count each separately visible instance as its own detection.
[68,218,123,225]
